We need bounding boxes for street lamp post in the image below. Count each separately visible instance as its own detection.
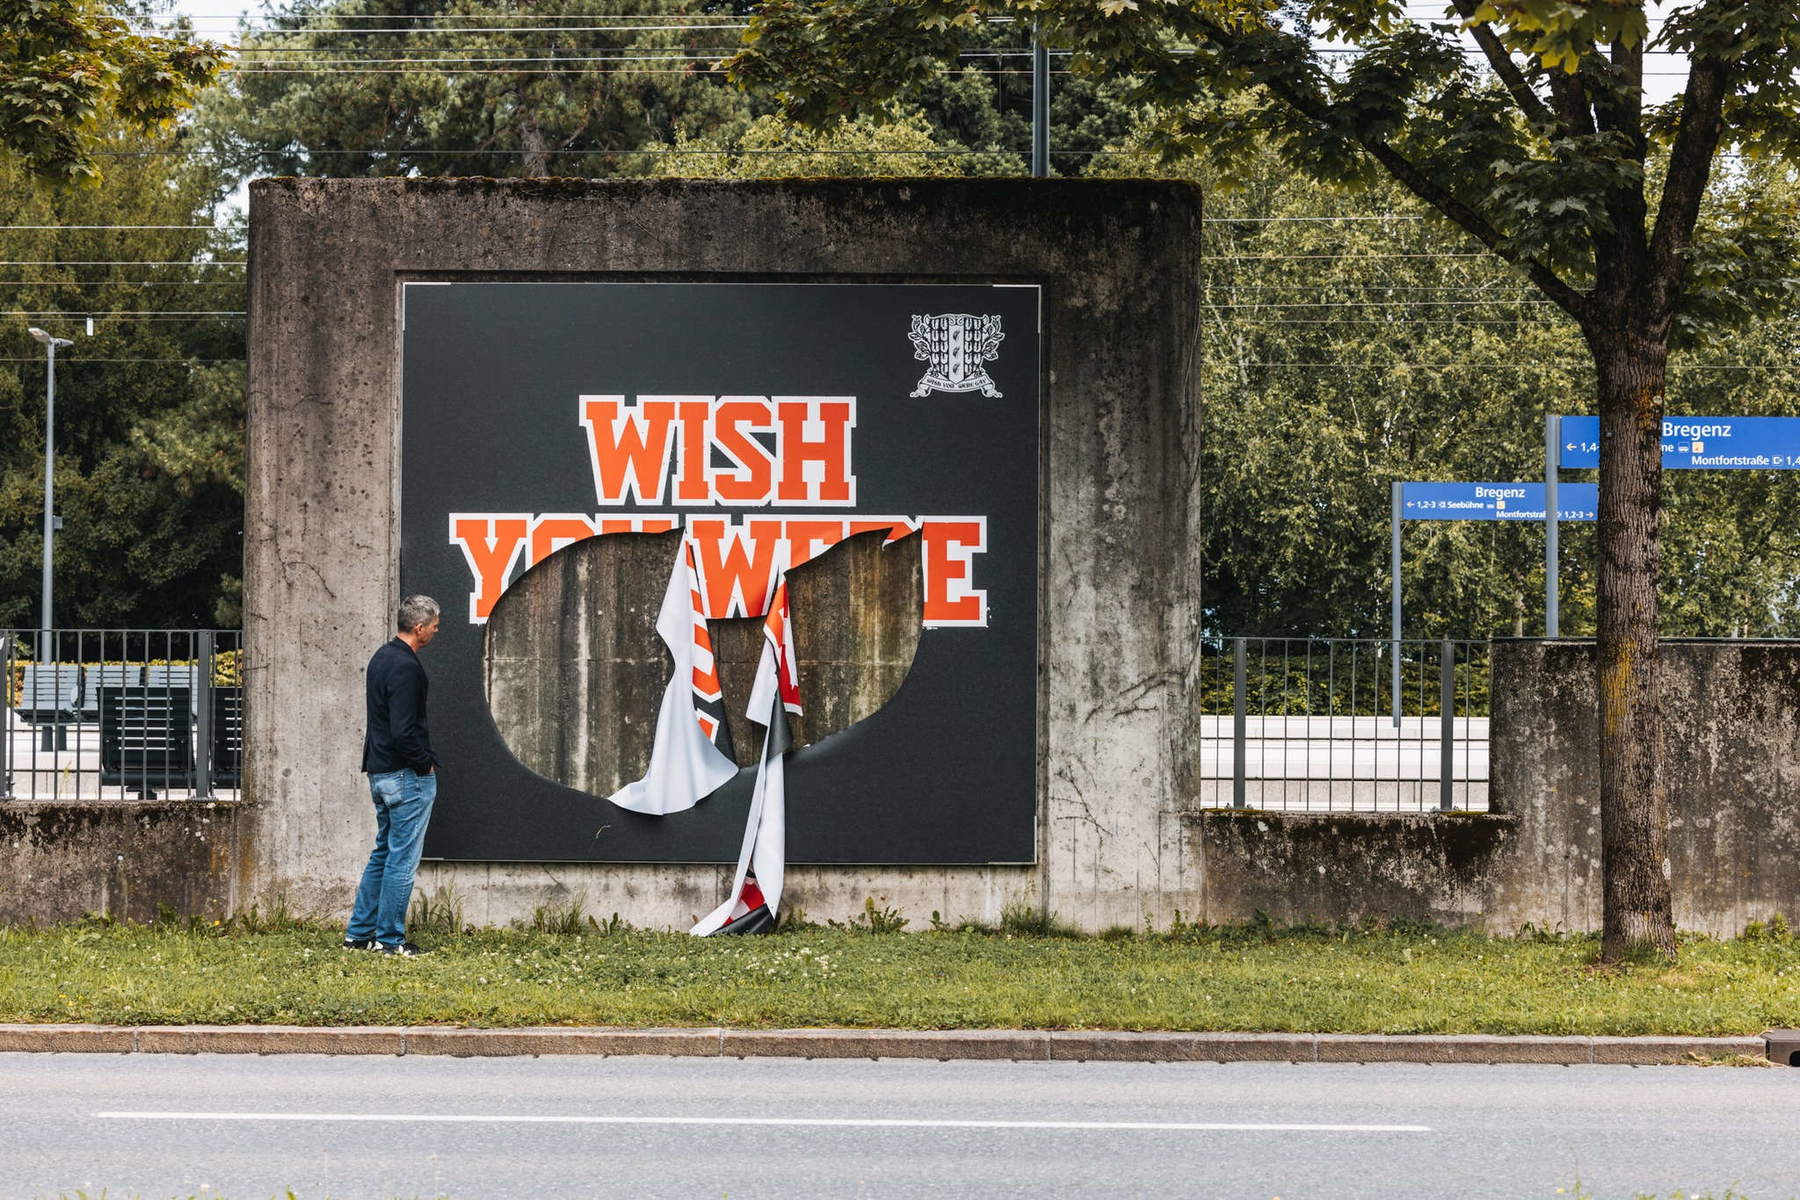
[27,328,72,662]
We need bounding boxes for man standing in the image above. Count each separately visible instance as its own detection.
[344,595,441,956]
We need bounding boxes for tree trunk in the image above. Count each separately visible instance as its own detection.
[1591,330,1677,962]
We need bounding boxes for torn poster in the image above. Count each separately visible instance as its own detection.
[607,538,738,816]
[401,281,1039,866]
[692,579,800,936]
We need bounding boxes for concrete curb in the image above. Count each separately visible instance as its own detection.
[0,1025,1770,1064]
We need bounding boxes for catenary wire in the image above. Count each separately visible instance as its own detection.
[0,225,222,231]
[1218,361,1794,369]
[0,357,241,364]
[0,261,245,267]
[6,357,1785,369]
[226,66,1062,74]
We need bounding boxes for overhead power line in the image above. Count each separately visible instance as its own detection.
[234,22,751,33]
[1221,361,1793,370]
[0,224,221,231]
[99,145,1043,157]
[222,46,1046,56]
[1202,252,1493,260]
[230,43,742,52]
[0,280,243,286]
[1207,299,1559,308]
[1213,317,1567,325]
[236,52,732,63]
[0,357,241,364]
[133,12,774,21]
[1217,285,1541,293]
[132,12,1022,24]
[0,260,243,267]
[230,66,1059,75]
[1204,215,1426,223]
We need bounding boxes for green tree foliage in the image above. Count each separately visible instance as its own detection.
[200,0,757,178]
[197,0,1139,180]
[0,131,243,628]
[1100,138,1800,641]
[723,0,1800,960]
[646,107,1014,176]
[1,0,223,185]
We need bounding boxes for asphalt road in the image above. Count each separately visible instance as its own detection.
[1,1053,1795,1200]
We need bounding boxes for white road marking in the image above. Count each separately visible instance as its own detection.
[95,1111,1430,1133]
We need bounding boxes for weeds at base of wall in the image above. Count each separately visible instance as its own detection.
[63,883,1800,955]
[409,885,467,939]
[926,899,1082,938]
[79,894,309,937]
[519,890,630,937]
[1561,1184,1757,1200]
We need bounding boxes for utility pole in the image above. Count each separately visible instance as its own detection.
[27,327,72,658]
[1545,414,1561,637]
[1031,27,1050,178]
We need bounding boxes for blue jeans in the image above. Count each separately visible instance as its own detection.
[346,768,437,946]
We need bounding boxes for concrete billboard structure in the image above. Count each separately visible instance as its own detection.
[10,180,1791,937]
[243,178,1208,929]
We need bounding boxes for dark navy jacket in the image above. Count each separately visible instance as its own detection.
[361,637,437,774]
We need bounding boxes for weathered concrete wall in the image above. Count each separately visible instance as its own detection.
[239,178,1800,938]
[0,800,250,924]
[1490,639,1800,936]
[245,178,1206,931]
[1193,811,1518,928]
[1190,640,1800,937]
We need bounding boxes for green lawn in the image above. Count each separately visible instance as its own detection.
[4,907,1800,1035]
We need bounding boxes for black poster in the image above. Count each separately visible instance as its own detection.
[401,282,1039,864]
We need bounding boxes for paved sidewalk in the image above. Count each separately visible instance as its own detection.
[0,1024,1772,1064]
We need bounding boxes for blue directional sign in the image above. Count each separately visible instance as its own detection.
[1559,416,1800,470]
[1402,482,1598,522]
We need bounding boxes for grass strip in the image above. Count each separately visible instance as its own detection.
[3,908,1800,1035]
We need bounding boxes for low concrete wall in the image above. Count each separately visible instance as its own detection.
[1192,811,1518,928]
[1191,640,1800,937]
[7,639,1799,933]
[0,800,250,924]
[1492,639,1800,936]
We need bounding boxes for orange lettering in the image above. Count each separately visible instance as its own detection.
[775,398,855,505]
[689,517,786,618]
[580,395,677,505]
[529,515,597,567]
[920,517,987,626]
[713,398,776,504]
[449,514,530,623]
[671,397,714,504]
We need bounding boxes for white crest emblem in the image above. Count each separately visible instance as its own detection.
[909,313,1005,398]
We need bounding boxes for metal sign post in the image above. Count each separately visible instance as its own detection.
[1546,414,1560,637]
[0,635,9,800]
[1391,481,1402,729]
[1031,28,1050,178]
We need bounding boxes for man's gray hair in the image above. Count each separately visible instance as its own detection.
[397,594,441,633]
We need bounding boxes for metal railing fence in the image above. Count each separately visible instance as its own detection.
[1198,637,1490,813]
[2,629,242,802]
